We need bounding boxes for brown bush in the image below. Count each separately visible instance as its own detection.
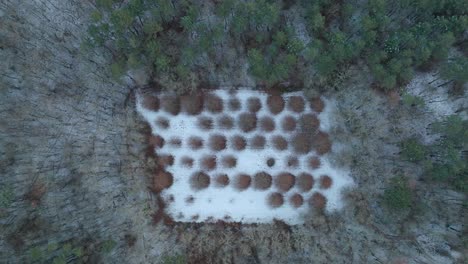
[157,155,174,167]
[169,137,182,148]
[259,116,275,132]
[281,116,296,131]
[250,135,266,149]
[309,192,327,209]
[181,156,194,168]
[148,135,164,148]
[228,98,241,111]
[253,172,272,190]
[319,175,333,189]
[231,135,247,150]
[190,172,210,190]
[247,97,262,112]
[298,114,320,132]
[205,93,223,113]
[308,156,321,169]
[221,155,237,168]
[201,155,217,170]
[266,158,275,167]
[142,95,159,110]
[275,173,295,192]
[286,156,299,168]
[272,135,288,150]
[180,93,204,115]
[217,115,234,129]
[188,137,203,150]
[297,173,314,192]
[215,174,230,187]
[152,171,173,192]
[289,193,304,208]
[311,131,331,155]
[197,116,213,130]
[235,174,251,191]
[268,192,284,208]
[291,133,311,154]
[209,134,227,151]
[156,117,170,129]
[161,95,180,115]
[267,95,285,114]
[238,113,257,132]
[310,97,325,113]
[287,96,305,113]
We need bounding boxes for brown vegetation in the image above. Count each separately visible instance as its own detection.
[281,116,297,132]
[309,192,327,209]
[247,97,262,112]
[142,95,159,110]
[228,98,241,111]
[253,172,272,190]
[148,135,164,148]
[209,134,227,151]
[181,156,194,168]
[289,193,304,208]
[157,155,174,167]
[250,135,266,149]
[275,173,295,192]
[190,172,211,190]
[308,156,321,169]
[217,115,234,129]
[272,135,288,150]
[310,97,325,113]
[235,174,251,190]
[286,156,299,168]
[311,131,332,155]
[201,155,217,170]
[319,175,333,189]
[204,93,223,113]
[287,96,305,112]
[215,174,230,187]
[197,116,213,130]
[169,137,182,147]
[238,113,257,132]
[221,155,237,168]
[291,133,312,154]
[180,93,204,115]
[259,116,275,132]
[297,173,314,192]
[267,192,284,208]
[298,114,320,132]
[266,158,275,167]
[188,136,204,150]
[156,117,170,129]
[152,170,173,192]
[267,95,285,114]
[161,95,180,115]
[231,135,247,150]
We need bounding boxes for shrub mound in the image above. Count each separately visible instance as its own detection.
[235,174,252,190]
[153,170,173,192]
[209,134,227,151]
[308,156,321,169]
[266,158,275,167]
[319,175,333,189]
[292,133,312,154]
[272,135,288,150]
[281,116,297,131]
[169,137,182,148]
[148,135,164,148]
[228,98,241,111]
[250,135,266,149]
[311,131,331,155]
[275,172,295,192]
[297,173,314,192]
[197,116,213,130]
[190,172,211,190]
[268,192,284,208]
[156,117,170,129]
[205,93,223,113]
[288,96,305,113]
[309,192,327,209]
[253,172,272,190]
[310,97,325,113]
[188,137,204,150]
[142,95,159,110]
[267,95,285,114]
[217,115,234,129]
[259,116,275,132]
[286,156,299,168]
[180,93,204,115]
[157,155,174,167]
[161,95,180,115]
[231,135,247,150]
[221,155,237,168]
[201,155,217,170]
[238,113,257,132]
[247,97,262,112]
[290,193,304,208]
[181,156,194,168]
[215,174,230,187]
[299,114,320,132]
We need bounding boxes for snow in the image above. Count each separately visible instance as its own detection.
[136,89,354,224]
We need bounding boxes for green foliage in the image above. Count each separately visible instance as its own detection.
[401,93,425,107]
[440,56,468,85]
[28,242,83,264]
[100,239,117,253]
[383,176,413,210]
[0,185,14,208]
[162,254,187,264]
[400,138,427,162]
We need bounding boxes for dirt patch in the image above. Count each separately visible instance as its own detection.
[215,174,230,187]
[221,155,237,168]
[291,133,312,154]
[228,98,241,111]
[281,116,297,131]
[259,116,276,132]
[308,156,321,169]
[272,135,288,150]
[209,134,227,151]
[286,156,299,168]
[266,158,275,167]
[235,174,251,191]
[201,155,217,170]
[217,115,234,129]
[297,173,314,192]
[247,97,262,112]
[142,95,159,110]
[267,192,284,208]
[238,113,257,132]
[267,95,285,114]
[253,172,272,190]
[152,170,173,192]
[148,135,164,148]
[299,114,320,132]
[181,156,194,168]
[231,135,247,150]
[190,172,211,190]
[287,96,305,113]
[319,175,333,189]
[161,95,181,115]
[309,97,325,113]
[311,131,332,155]
[204,93,224,113]
[275,173,295,192]
[309,192,327,209]
[289,193,304,208]
[188,136,204,150]
[197,116,213,130]
[180,93,204,115]
[168,137,182,148]
[250,135,266,149]
[156,117,170,129]
[157,155,174,167]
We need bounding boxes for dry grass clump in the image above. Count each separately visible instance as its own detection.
[275,172,295,192]
[291,133,312,154]
[238,113,257,132]
[181,156,194,168]
[161,95,180,115]
[250,135,266,149]
[142,95,159,110]
[308,156,321,169]
[157,155,174,167]
[297,173,314,192]
[259,116,275,132]
[228,98,241,111]
[180,93,204,115]
[310,97,325,113]
[298,114,320,132]
[267,95,285,114]
[319,175,333,189]
[267,192,284,208]
[287,96,305,112]
[152,170,173,192]
[311,131,332,155]
[190,171,211,190]
[309,192,327,209]
[286,156,299,168]
[217,115,234,129]
[201,155,217,170]
[253,172,272,190]
[209,134,227,151]
[156,117,170,129]
[215,174,230,187]
[188,136,204,150]
[247,97,262,112]
[281,116,297,131]
[204,93,223,113]
[168,137,182,148]
[289,193,304,208]
[266,158,275,167]
[148,135,164,148]
[197,116,213,130]
[221,155,237,168]
[271,135,288,150]
[235,174,251,191]
[231,135,247,150]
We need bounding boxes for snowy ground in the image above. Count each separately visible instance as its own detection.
[137,89,354,224]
